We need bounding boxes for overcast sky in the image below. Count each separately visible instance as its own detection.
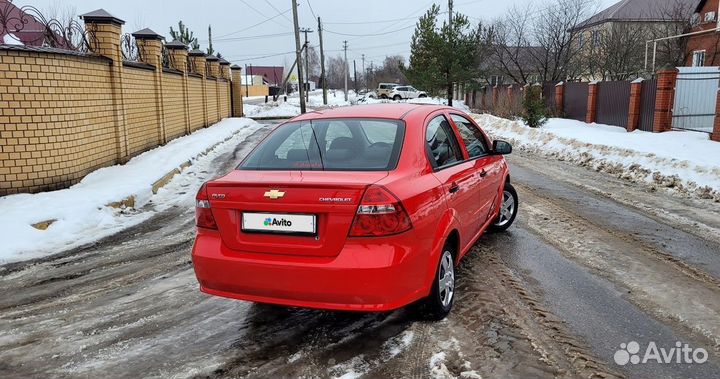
[16,0,618,69]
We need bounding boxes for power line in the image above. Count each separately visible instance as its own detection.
[264,0,293,23]
[213,32,294,43]
[214,8,292,39]
[306,0,318,20]
[324,15,428,25]
[223,50,295,61]
[324,23,416,37]
[239,0,287,28]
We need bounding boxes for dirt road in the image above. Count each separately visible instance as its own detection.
[1,125,719,379]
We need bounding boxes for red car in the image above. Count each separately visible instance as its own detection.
[192,104,517,319]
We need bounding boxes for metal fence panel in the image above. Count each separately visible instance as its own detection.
[672,66,719,133]
[596,81,631,128]
[564,82,589,121]
[639,79,657,132]
[543,82,556,110]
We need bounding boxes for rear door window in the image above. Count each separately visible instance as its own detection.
[425,115,464,169]
[240,119,404,171]
[450,114,489,158]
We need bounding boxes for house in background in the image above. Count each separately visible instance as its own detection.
[1,0,47,46]
[245,66,284,87]
[571,0,697,79]
[685,0,720,66]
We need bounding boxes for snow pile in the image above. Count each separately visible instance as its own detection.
[406,97,471,112]
[243,102,301,118]
[474,114,720,200]
[0,118,263,263]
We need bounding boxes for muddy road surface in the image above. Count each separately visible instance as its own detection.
[1,125,719,379]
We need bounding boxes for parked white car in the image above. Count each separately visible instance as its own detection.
[389,86,427,100]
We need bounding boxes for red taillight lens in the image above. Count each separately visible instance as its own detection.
[195,183,217,230]
[349,185,412,237]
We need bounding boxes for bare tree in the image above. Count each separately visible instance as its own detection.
[585,23,647,80]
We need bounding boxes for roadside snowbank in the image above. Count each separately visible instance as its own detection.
[243,102,301,118]
[0,118,263,263]
[474,114,720,200]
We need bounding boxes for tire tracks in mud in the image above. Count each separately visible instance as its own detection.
[516,183,720,350]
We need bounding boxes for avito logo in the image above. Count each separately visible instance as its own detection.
[263,217,293,227]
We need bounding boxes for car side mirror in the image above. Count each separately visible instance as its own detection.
[492,140,512,155]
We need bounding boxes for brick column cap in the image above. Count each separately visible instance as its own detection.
[205,54,219,62]
[218,58,230,65]
[632,77,645,83]
[166,39,188,50]
[589,80,600,85]
[188,49,206,56]
[79,9,125,25]
[230,64,242,70]
[132,28,163,40]
[555,81,564,86]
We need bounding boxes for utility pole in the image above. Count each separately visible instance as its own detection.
[353,60,358,94]
[361,54,366,92]
[369,61,374,90]
[300,27,313,103]
[244,63,248,97]
[292,0,306,113]
[447,0,454,106]
[318,17,327,105]
[343,40,348,101]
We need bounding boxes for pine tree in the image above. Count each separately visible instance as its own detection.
[521,85,547,128]
[403,5,483,106]
[169,21,200,50]
[207,25,215,56]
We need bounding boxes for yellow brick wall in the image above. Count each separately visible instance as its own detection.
[0,50,116,194]
[206,79,219,125]
[0,49,234,195]
[219,80,230,119]
[187,75,205,131]
[161,71,186,140]
[122,66,160,157]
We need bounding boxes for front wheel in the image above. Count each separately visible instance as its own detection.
[420,246,455,320]
[393,95,402,101]
[489,182,518,232]
[418,94,427,98]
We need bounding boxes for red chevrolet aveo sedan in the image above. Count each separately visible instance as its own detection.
[192,103,518,319]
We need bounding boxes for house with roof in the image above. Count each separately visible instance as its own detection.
[0,0,73,47]
[245,66,284,87]
[571,0,698,79]
[684,0,720,66]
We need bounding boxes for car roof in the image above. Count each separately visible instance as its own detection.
[290,103,454,121]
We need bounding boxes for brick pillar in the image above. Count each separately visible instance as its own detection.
[166,39,191,135]
[206,54,220,78]
[507,85,514,106]
[80,9,128,162]
[653,70,677,133]
[586,81,599,124]
[133,28,166,144]
[219,60,230,117]
[555,82,564,116]
[627,78,643,132]
[231,65,244,117]
[712,89,720,142]
[189,50,208,126]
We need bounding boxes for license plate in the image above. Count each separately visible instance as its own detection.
[241,212,316,235]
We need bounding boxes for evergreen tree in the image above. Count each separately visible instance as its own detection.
[403,4,483,106]
[169,21,200,50]
[521,85,547,128]
[207,25,215,56]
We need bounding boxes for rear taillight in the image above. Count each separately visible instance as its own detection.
[349,185,412,237]
[195,183,217,230]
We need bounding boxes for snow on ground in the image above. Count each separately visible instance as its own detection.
[0,118,263,263]
[243,102,301,118]
[474,114,720,200]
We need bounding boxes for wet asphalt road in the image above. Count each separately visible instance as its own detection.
[1,123,720,379]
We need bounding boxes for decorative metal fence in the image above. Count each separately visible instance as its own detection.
[672,67,719,133]
[0,1,97,52]
[596,81,631,128]
[563,82,589,121]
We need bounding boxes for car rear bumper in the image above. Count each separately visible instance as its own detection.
[191,231,430,312]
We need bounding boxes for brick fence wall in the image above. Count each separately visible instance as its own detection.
[0,10,245,195]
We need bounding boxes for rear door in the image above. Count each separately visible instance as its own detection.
[424,113,482,247]
[448,113,504,223]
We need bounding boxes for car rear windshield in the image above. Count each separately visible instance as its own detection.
[239,118,405,171]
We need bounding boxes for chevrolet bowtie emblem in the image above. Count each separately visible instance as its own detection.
[264,189,285,199]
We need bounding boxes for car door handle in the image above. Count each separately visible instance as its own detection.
[448,183,460,194]
[478,169,488,178]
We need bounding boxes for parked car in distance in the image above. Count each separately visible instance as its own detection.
[389,86,427,100]
[191,103,518,320]
[376,83,399,98]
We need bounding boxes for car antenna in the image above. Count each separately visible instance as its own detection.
[309,120,325,170]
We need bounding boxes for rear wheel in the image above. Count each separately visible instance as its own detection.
[490,182,518,232]
[420,244,455,320]
[393,95,402,101]
[419,94,427,98]
[380,94,388,99]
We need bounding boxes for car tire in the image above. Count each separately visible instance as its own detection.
[419,94,427,98]
[393,95,402,101]
[380,94,388,99]
[420,243,455,320]
[489,182,518,232]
